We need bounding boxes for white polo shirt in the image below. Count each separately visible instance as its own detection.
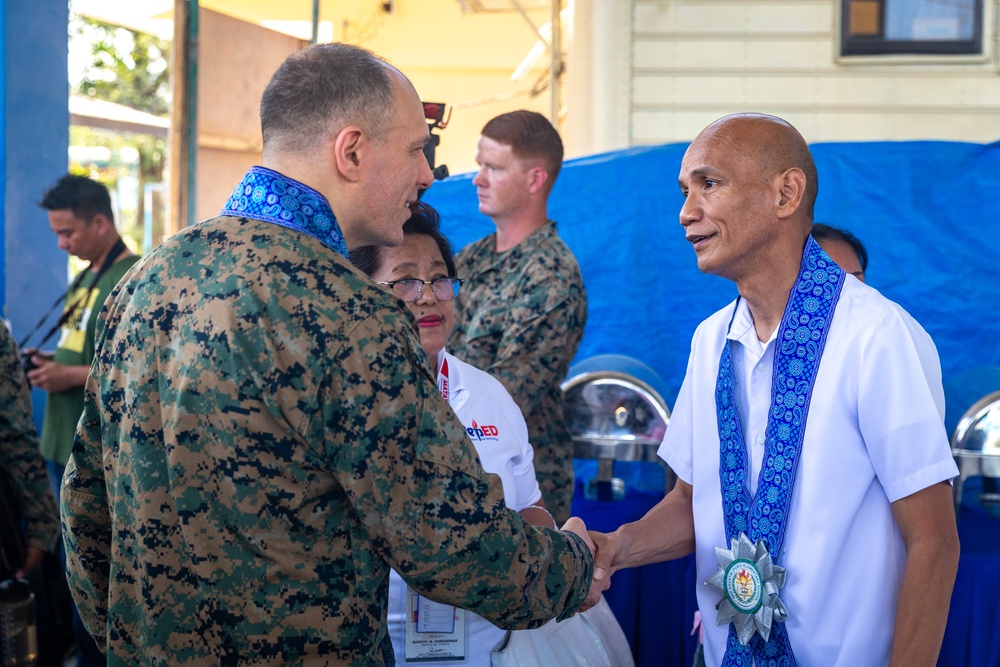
[434,350,543,510]
[659,277,958,667]
[388,350,542,665]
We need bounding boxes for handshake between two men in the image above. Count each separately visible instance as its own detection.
[562,479,698,614]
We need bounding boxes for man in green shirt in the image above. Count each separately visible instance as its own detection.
[27,174,137,489]
[26,173,137,667]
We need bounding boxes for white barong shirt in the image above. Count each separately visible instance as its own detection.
[660,277,958,667]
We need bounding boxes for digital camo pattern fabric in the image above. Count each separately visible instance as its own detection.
[0,323,59,557]
[448,222,587,525]
[60,215,593,666]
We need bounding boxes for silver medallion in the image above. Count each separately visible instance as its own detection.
[705,533,788,644]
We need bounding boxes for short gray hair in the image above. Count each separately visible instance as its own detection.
[260,43,396,154]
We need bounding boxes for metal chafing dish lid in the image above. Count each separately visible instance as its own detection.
[562,355,670,462]
[952,389,1000,456]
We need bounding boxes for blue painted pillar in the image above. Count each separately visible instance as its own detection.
[2,0,70,338]
[3,0,70,427]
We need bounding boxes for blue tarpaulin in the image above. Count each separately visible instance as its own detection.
[424,140,1000,432]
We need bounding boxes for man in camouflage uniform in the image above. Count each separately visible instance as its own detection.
[61,44,595,665]
[449,111,587,525]
[0,321,59,580]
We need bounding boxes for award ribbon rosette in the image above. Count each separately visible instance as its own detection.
[705,533,787,645]
[709,237,845,667]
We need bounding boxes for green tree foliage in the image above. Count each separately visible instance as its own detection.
[72,15,170,117]
[70,14,171,251]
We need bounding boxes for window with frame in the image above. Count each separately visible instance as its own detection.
[841,0,983,56]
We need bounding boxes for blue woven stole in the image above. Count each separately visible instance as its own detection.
[221,166,350,260]
[715,237,845,666]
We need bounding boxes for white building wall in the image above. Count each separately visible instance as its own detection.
[566,0,1000,153]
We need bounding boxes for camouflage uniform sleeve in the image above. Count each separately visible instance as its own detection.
[62,378,110,648]
[60,279,131,649]
[327,313,593,628]
[0,325,59,553]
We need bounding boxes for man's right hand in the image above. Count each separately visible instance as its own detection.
[22,348,54,370]
[20,347,49,386]
[578,529,628,611]
[26,354,88,393]
[562,517,610,612]
[569,482,697,612]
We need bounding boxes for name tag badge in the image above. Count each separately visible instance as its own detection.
[404,587,467,662]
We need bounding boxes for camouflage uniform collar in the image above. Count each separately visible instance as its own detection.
[532,220,559,242]
[517,220,558,247]
[220,166,349,260]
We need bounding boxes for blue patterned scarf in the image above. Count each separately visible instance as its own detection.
[715,237,845,666]
[221,166,349,260]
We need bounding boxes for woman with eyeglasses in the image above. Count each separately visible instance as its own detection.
[350,201,555,666]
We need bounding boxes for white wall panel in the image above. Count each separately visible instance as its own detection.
[633,1,832,36]
[632,107,1000,145]
[634,73,1000,109]
[624,0,1000,147]
[633,38,837,71]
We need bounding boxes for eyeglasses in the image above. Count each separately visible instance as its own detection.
[379,277,462,303]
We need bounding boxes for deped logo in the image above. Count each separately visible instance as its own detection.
[467,419,499,441]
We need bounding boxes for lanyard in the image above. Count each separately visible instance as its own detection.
[19,237,129,350]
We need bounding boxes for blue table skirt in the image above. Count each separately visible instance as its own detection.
[572,481,698,667]
[572,475,1000,667]
[939,476,1000,667]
